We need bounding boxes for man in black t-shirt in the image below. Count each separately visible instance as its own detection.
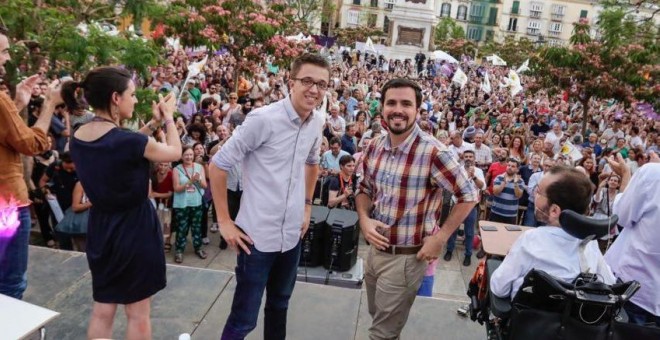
[531,115,551,136]
[39,152,78,250]
[327,155,356,210]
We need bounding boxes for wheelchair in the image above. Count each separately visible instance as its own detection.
[467,210,660,340]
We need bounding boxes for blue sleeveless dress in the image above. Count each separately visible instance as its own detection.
[70,128,165,304]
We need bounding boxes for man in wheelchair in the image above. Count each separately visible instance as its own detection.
[490,165,616,300]
[470,165,659,339]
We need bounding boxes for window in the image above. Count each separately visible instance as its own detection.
[383,16,390,33]
[370,0,378,8]
[580,10,588,19]
[487,7,498,25]
[457,5,468,21]
[384,0,395,10]
[353,0,360,5]
[511,0,520,15]
[441,3,451,17]
[549,22,562,36]
[507,17,518,32]
[530,2,543,18]
[367,13,377,27]
[467,26,483,41]
[527,20,541,35]
[347,10,360,25]
[470,4,484,23]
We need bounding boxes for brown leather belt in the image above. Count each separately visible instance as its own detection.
[377,245,422,255]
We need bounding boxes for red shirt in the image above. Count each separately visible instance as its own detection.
[153,170,174,205]
[487,162,508,194]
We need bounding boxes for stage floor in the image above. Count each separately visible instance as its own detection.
[22,246,485,339]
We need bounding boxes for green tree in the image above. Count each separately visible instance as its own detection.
[434,17,465,44]
[531,10,659,136]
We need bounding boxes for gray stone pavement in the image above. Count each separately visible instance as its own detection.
[23,228,484,339]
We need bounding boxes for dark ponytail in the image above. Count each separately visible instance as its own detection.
[61,81,82,113]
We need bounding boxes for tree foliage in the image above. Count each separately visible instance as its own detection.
[478,36,537,67]
[530,9,659,135]
[434,17,465,44]
[333,26,385,47]
[159,0,316,74]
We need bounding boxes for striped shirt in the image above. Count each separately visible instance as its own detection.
[358,125,478,246]
[491,175,524,217]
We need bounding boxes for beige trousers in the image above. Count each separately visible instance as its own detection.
[365,245,427,340]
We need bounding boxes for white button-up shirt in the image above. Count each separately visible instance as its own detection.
[212,97,322,252]
[491,227,616,300]
[605,163,660,316]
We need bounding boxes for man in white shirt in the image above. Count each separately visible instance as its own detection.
[473,132,492,172]
[444,150,485,266]
[602,118,625,149]
[491,166,616,300]
[544,121,565,154]
[326,104,346,138]
[448,130,474,160]
[523,158,554,227]
[605,156,660,327]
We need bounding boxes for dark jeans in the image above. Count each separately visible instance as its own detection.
[33,201,54,243]
[0,206,31,299]
[523,201,537,227]
[489,212,517,225]
[446,206,478,257]
[625,301,660,328]
[221,241,301,340]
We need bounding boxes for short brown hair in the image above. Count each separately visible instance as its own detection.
[546,165,593,214]
[290,54,330,79]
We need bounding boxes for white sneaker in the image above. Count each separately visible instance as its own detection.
[202,237,210,245]
[210,223,219,233]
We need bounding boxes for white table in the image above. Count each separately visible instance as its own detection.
[0,294,59,340]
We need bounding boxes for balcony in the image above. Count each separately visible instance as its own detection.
[487,19,498,26]
[551,13,564,21]
[530,10,542,19]
[548,30,561,37]
[469,15,483,24]
[527,28,540,36]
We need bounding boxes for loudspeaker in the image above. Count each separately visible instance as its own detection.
[300,205,330,267]
[324,208,359,271]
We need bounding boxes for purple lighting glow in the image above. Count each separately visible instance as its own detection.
[0,197,21,239]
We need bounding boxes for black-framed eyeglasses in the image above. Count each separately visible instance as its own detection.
[291,77,329,91]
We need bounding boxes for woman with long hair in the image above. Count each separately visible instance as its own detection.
[508,135,526,163]
[66,66,181,339]
[579,157,599,187]
[354,110,368,139]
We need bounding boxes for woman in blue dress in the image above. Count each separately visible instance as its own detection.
[64,67,182,339]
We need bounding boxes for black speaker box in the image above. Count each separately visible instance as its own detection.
[323,208,359,271]
[299,205,330,267]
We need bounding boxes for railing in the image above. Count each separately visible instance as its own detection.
[530,10,542,19]
[527,28,540,36]
[551,13,564,21]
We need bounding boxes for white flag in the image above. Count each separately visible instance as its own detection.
[452,68,468,88]
[508,70,523,96]
[516,59,530,73]
[187,55,208,78]
[486,54,507,66]
[365,37,377,54]
[481,72,491,93]
[561,141,583,162]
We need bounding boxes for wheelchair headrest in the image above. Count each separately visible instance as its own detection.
[559,210,618,240]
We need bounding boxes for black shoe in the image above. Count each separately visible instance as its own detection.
[219,237,228,250]
[443,251,452,262]
[476,249,486,259]
[463,256,471,267]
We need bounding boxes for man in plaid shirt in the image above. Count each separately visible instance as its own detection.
[356,78,478,339]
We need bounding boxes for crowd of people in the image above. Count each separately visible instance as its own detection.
[1,21,659,339]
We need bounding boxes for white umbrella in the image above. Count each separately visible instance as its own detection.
[432,50,459,64]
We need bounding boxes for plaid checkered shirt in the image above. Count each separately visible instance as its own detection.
[358,125,479,246]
